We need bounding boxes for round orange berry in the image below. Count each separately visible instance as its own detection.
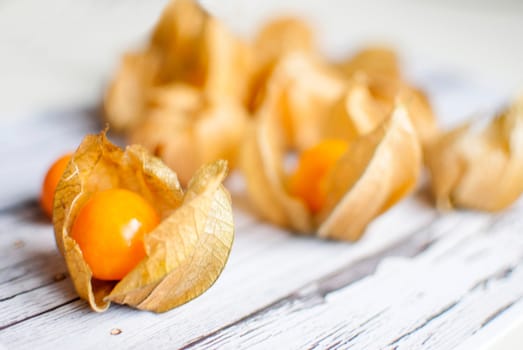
[288,139,349,213]
[40,154,72,218]
[70,188,160,281]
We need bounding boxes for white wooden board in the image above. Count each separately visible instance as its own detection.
[0,69,522,350]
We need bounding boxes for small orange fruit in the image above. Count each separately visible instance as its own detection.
[41,154,72,218]
[288,139,349,213]
[70,188,160,281]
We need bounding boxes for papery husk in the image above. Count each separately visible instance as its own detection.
[149,0,209,86]
[426,96,523,211]
[322,76,390,142]
[334,47,437,147]
[129,84,248,186]
[399,86,437,147]
[149,0,253,103]
[103,51,161,132]
[317,104,422,240]
[106,161,233,312]
[104,0,253,131]
[323,73,437,147]
[254,16,315,69]
[337,47,400,81]
[53,132,234,312]
[199,17,254,103]
[255,52,346,151]
[241,108,313,233]
[247,17,315,112]
[241,102,421,240]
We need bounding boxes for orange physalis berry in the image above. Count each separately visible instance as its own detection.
[40,154,72,218]
[70,188,160,281]
[288,139,349,213]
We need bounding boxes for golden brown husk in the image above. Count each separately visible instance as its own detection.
[53,132,234,312]
[241,103,422,240]
[426,96,523,211]
[103,0,252,181]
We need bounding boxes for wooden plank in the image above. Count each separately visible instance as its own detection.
[0,203,255,327]
[1,68,521,349]
[456,301,523,350]
[0,125,505,349]
[184,204,523,350]
[0,195,435,349]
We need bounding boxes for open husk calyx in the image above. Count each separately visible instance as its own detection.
[53,132,234,312]
[426,96,523,211]
[129,84,248,186]
[324,71,437,148]
[104,0,252,132]
[252,52,346,151]
[241,102,422,241]
[336,47,400,81]
[104,0,251,185]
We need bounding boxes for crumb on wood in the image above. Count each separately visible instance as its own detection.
[54,272,67,282]
[110,328,122,336]
[13,240,25,248]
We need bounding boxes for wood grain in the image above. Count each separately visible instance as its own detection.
[0,195,436,349]
[165,208,523,349]
[1,73,522,349]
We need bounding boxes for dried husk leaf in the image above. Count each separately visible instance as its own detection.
[334,47,437,147]
[149,0,253,102]
[400,86,437,147]
[254,16,315,68]
[323,73,437,147]
[241,108,313,232]
[202,18,254,104]
[337,46,400,81]
[247,16,316,112]
[255,52,346,151]
[103,51,161,132]
[103,0,208,132]
[104,0,253,132]
[149,0,209,86]
[53,132,234,312]
[318,104,422,240]
[426,96,523,211]
[106,161,233,312]
[146,83,203,112]
[129,84,248,186]
[322,76,390,142]
[242,102,421,240]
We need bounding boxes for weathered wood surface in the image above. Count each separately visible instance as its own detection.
[1,73,522,349]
